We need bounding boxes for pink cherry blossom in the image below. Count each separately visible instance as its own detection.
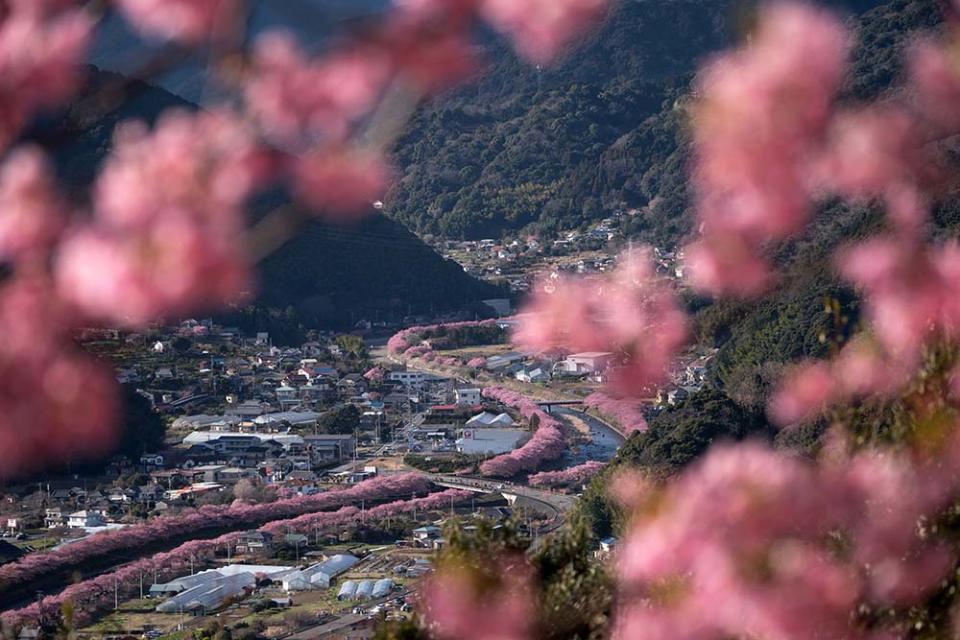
[420,556,536,640]
[909,38,960,131]
[0,277,119,479]
[0,1,91,151]
[479,0,610,65]
[528,460,604,487]
[292,147,390,219]
[614,442,960,640]
[94,110,266,229]
[516,248,687,395]
[115,0,239,44]
[686,2,850,295]
[245,31,392,143]
[0,146,64,261]
[55,215,250,328]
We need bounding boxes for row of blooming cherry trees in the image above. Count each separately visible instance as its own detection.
[527,460,605,488]
[583,392,647,435]
[386,319,502,355]
[0,0,611,478]
[0,473,431,590]
[1,487,472,630]
[478,387,566,478]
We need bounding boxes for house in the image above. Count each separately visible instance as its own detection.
[140,453,165,469]
[412,526,441,546]
[557,352,616,375]
[595,536,618,560]
[45,508,64,528]
[67,510,106,529]
[303,434,356,462]
[515,366,549,383]
[485,352,526,371]
[235,530,274,556]
[454,388,482,405]
[388,370,426,387]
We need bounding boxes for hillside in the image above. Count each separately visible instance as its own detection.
[383,0,888,240]
[36,67,501,330]
[578,0,958,536]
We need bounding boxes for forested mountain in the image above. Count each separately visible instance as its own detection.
[384,0,889,240]
[579,0,960,536]
[37,67,501,330]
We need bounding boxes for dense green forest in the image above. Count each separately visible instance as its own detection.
[384,0,892,242]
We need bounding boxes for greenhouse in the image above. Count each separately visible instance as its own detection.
[372,579,394,599]
[355,580,375,600]
[337,580,358,600]
[156,572,256,614]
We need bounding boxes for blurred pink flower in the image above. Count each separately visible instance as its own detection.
[0,146,64,261]
[687,2,849,296]
[683,236,773,296]
[909,38,960,131]
[0,277,119,479]
[615,441,960,639]
[55,214,250,328]
[246,31,391,143]
[94,110,266,229]
[516,247,687,395]
[421,557,535,640]
[115,0,239,44]
[479,0,609,64]
[292,147,390,219]
[0,1,91,150]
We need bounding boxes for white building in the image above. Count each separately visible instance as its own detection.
[558,352,615,375]
[67,511,105,529]
[454,388,482,405]
[389,371,426,387]
[282,554,360,591]
[457,428,526,455]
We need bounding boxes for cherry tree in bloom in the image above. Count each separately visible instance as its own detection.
[584,391,647,434]
[613,442,960,639]
[467,356,487,369]
[516,248,687,395]
[479,387,566,477]
[2,487,472,629]
[0,472,431,588]
[528,460,605,487]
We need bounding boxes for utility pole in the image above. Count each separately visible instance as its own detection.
[140,570,144,599]
[114,576,119,610]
